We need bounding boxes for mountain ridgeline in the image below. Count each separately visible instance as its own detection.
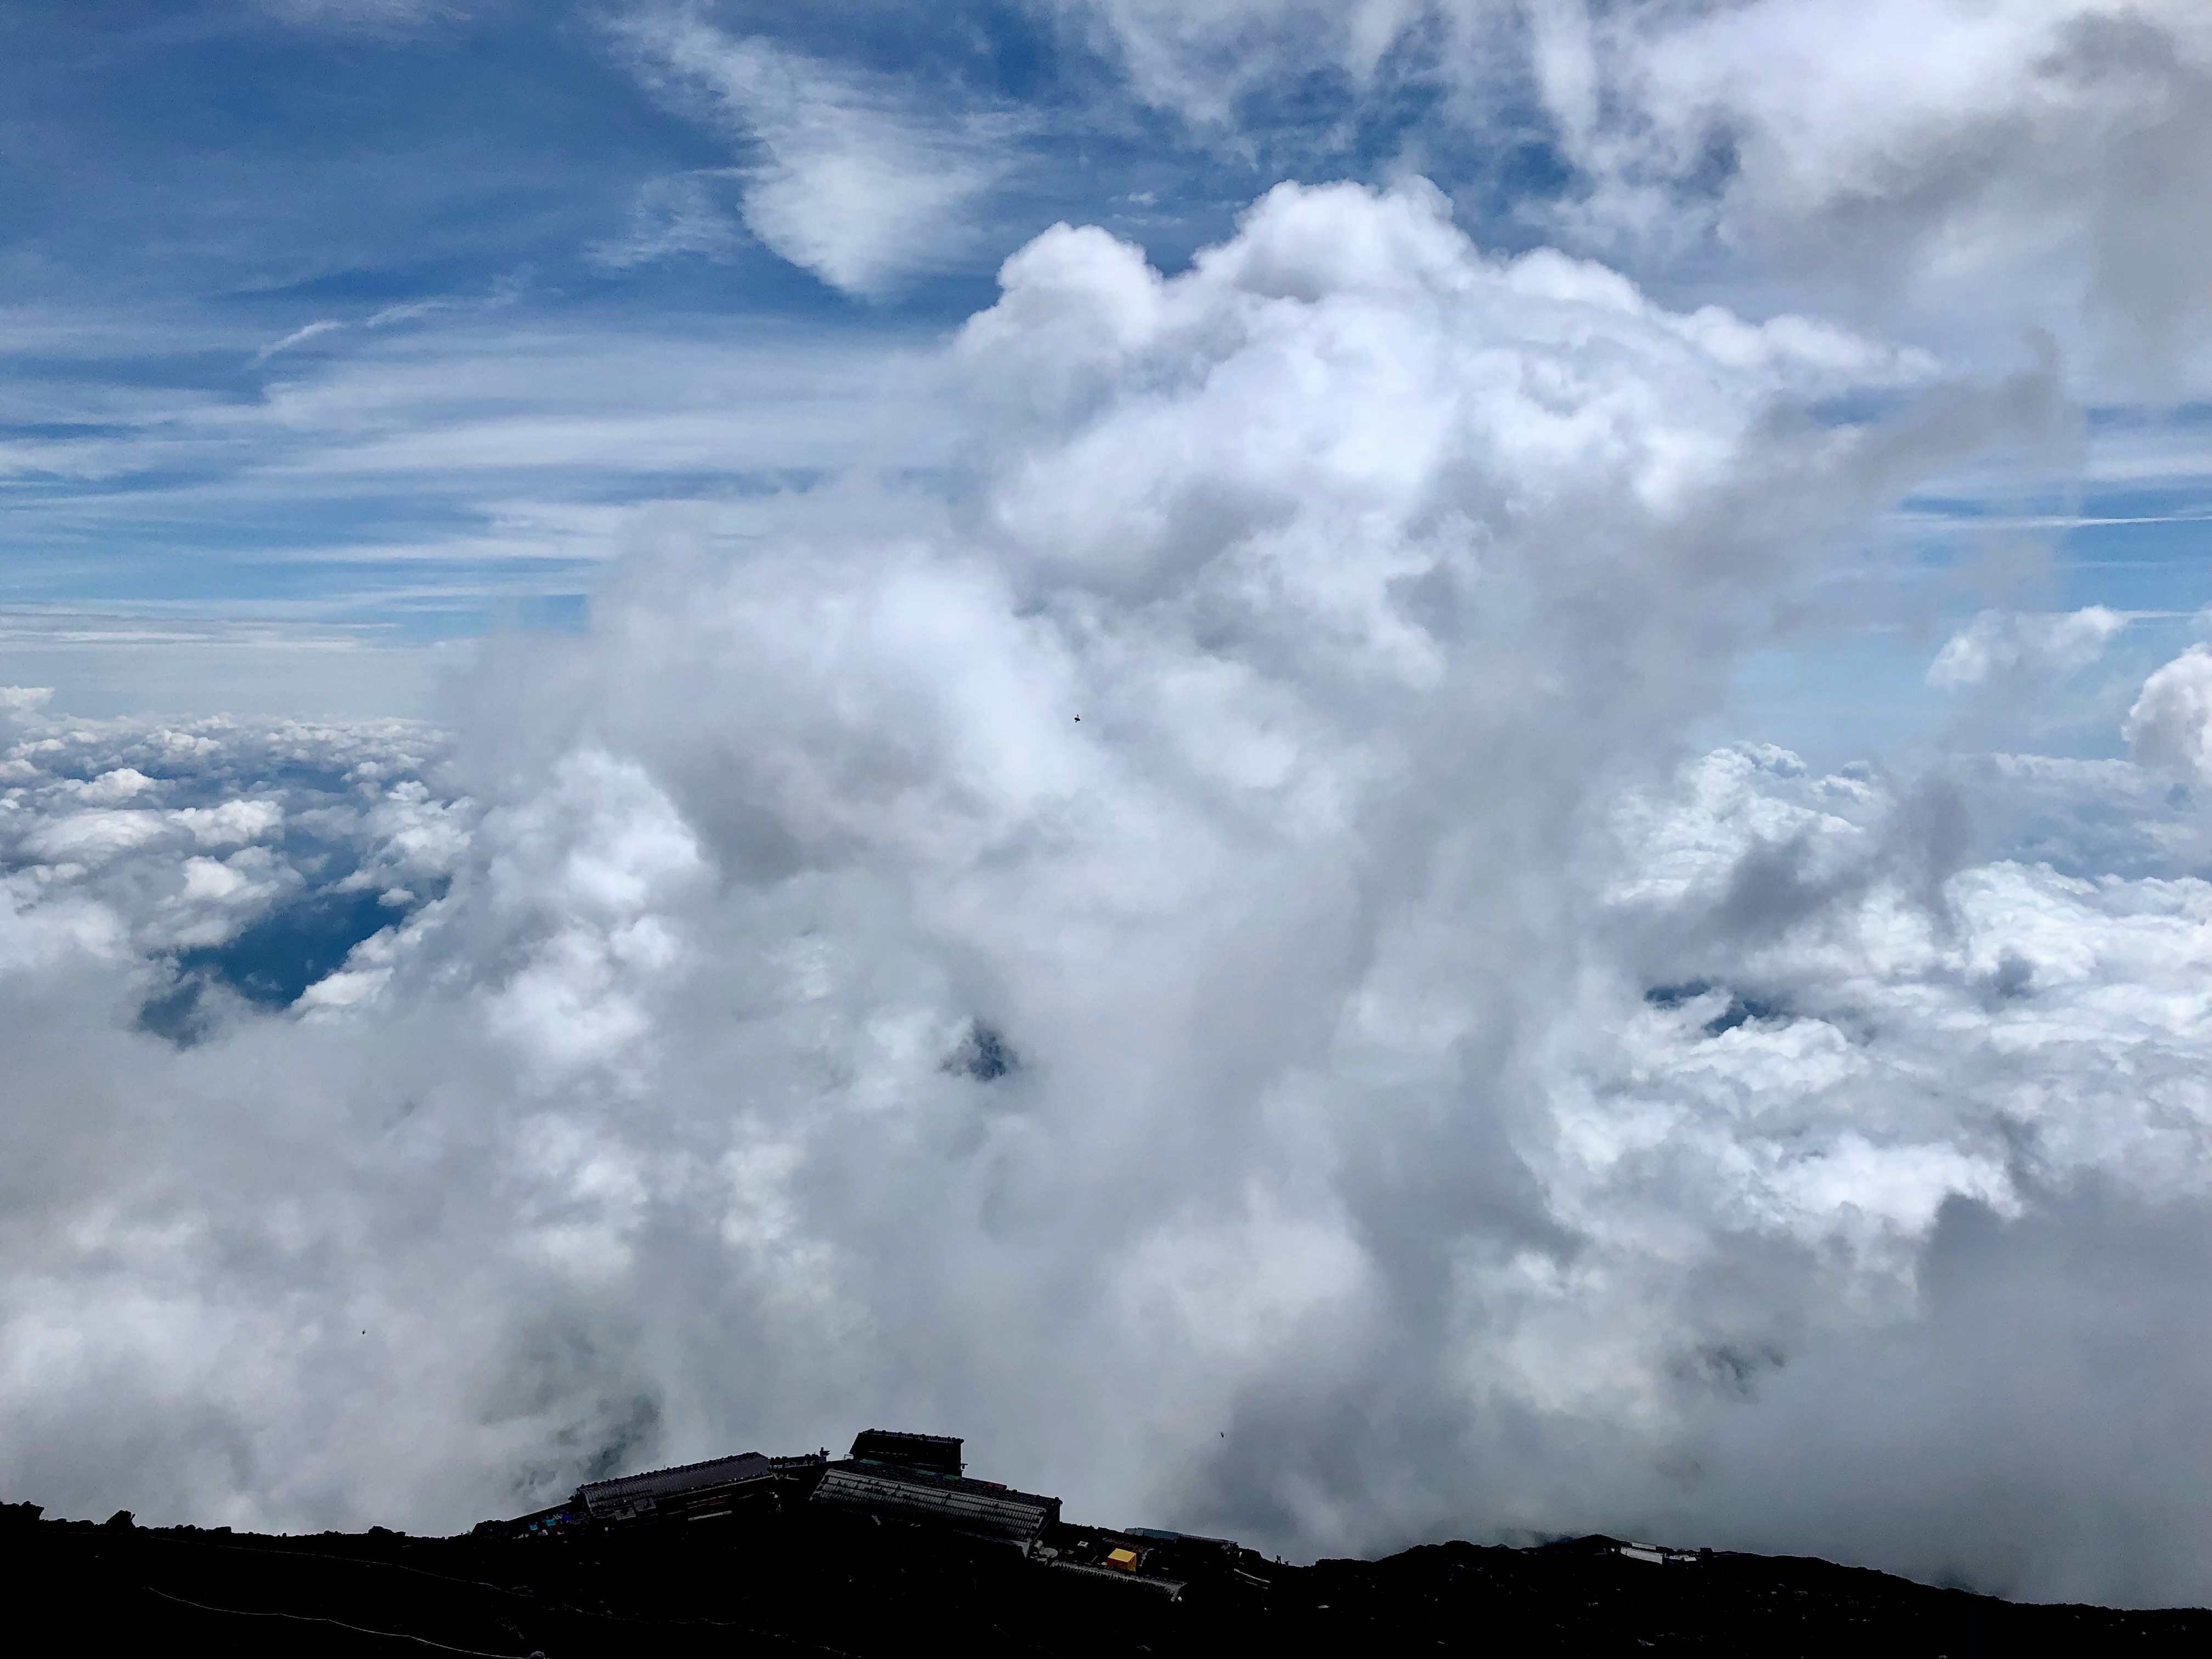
[10,1432,2210,1655]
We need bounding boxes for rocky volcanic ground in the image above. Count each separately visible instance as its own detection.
[13,1499,2209,1655]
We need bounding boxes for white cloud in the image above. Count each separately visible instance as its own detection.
[589,172,752,270]
[1927,605,2125,689]
[75,768,155,807]
[21,809,169,865]
[0,317,949,676]
[610,11,1023,297]
[171,798,285,847]
[365,298,465,328]
[2127,642,2212,786]
[0,708,461,997]
[1049,0,2212,380]
[5,183,2212,1607]
[252,319,345,365]
[1577,1,2212,366]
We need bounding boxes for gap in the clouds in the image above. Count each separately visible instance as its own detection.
[176,886,399,1006]
[1719,431,2211,780]
[1645,982,1792,1039]
[709,0,1070,103]
[582,1396,667,1489]
[943,1021,1017,1082]
[142,881,437,1046]
[1439,125,1590,256]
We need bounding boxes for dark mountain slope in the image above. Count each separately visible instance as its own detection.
[10,1500,2208,1656]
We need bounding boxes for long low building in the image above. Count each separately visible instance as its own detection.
[476,1430,1099,1567]
[576,1451,776,1521]
[809,1460,1060,1554]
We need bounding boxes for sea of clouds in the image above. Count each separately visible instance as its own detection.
[8,0,2212,1612]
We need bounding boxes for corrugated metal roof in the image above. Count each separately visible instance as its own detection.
[809,1462,1059,1547]
[849,1430,964,1475]
[577,1452,774,1517]
[1047,1561,1186,1599]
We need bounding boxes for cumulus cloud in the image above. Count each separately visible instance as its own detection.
[0,703,464,1034]
[4,182,2209,1609]
[610,9,1024,297]
[1049,0,2212,374]
[2127,642,2212,786]
[1568,1,2212,364]
[1927,605,2125,689]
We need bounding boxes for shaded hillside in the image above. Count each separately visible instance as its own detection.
[10,1500,2208,1656]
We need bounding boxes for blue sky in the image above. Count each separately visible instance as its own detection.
[1,1,2207,744]
[0,5,1226,705]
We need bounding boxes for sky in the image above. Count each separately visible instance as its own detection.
[5,0,2212,1610]
[4,0,2208,739]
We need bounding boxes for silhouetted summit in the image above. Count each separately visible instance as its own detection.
[9,1436,2210,1655]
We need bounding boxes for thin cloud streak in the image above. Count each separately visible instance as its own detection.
[0,311,950,633]
[252,319,346,364]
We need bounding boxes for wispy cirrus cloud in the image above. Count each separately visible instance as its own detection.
[0,297,948,672]
[252,318,346,364]
[588,171,752,270]
[256,0,467,29]
[606,7,1029,297]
